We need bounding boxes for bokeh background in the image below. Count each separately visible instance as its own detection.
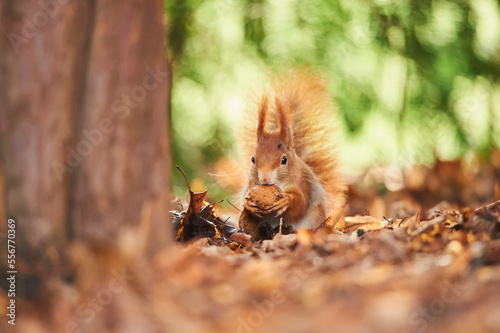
[165,0,500,201]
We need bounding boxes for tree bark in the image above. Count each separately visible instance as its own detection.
[0,0,171,263]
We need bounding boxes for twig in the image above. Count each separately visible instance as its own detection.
[410,215,445,238]
[208,199,224,206]
[476,199,500,214]
[176,165,191,192]
[227,199,243,213]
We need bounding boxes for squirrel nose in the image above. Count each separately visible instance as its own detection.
[258,171,274,185]
[259,176,273,185]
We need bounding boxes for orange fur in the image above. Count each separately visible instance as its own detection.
[257,93,270,139]
[240,68,346,226]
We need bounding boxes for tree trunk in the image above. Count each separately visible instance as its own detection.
[0,0,171,264]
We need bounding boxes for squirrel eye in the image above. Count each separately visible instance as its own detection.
[281,156,287,165]
[251,156,255,164]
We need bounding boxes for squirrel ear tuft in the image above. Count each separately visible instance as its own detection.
[276,97,293,148]
[257,92,270,139]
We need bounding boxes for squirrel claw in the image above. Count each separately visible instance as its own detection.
[244,196,264,218]
[276,206,287,216]
[253,208,263,218]
[268,195,289,215]
[245,206,263,218]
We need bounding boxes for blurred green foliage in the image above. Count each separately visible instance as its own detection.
[165,0,500,197]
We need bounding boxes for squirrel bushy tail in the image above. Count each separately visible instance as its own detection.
[241,68,346,214]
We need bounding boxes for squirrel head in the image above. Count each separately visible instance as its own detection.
[250,94,296,186]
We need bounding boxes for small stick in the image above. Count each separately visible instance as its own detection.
[410,215,445,238]
[227,200,243,213]
[176,166,191,192]
[476,199,500,213]
[208,199,224,206]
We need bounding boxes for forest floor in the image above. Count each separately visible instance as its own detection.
[2,156,500,333]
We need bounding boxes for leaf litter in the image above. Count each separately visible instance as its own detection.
[4,157,500,333]
[165,158,500,333]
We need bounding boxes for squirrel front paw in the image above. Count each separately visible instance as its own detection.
[244,196,263,218]
[268,193,289,217]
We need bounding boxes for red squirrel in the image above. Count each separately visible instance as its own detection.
[241,69,346,229]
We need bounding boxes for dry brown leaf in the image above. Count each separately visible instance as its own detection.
[337,215,387,233]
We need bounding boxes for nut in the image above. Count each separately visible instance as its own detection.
[247,185,282,213]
